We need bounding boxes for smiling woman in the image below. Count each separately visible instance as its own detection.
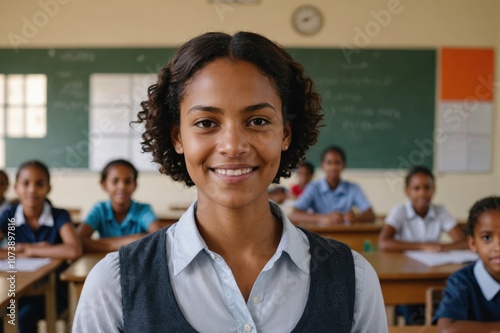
[172,59,290,211]
[73,31,388,333]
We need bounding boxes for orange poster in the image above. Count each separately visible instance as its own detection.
[441,48,494,101]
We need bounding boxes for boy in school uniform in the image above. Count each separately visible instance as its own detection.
[292,146,375,225]
[434,196,500,332]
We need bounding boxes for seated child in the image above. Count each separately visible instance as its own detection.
[434,196,500,332]
[378,165,467,325]
[77,159,161,252]
[292,146,375,224]
[0,170,9,213]
[0,160,81,333]
[268,185,288,204]
[290,161,314,199]
[379,166,466,252]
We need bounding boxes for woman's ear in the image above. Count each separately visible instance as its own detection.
[170,125,184,154]
[282,121,292,151]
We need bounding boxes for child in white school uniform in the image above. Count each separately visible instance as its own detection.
[378,165,467,325]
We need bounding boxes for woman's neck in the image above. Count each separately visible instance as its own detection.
[195,196,282,258]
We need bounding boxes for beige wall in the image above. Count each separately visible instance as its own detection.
[0,0,498,219]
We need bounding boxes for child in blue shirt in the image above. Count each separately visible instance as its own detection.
[77,159,161,252]
[434,196,500,332]
[0,160,81,333]
[292,145,375,224]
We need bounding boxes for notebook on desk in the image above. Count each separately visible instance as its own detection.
[0,258,51,272]
[405,250,478,267]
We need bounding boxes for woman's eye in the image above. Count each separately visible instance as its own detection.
[249,118,269,126]
[481,235,491,242]
[195,120,215,128]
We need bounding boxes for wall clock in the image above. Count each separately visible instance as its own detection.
[291,5,323,36]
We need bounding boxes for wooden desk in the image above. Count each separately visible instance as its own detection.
[389,326,437,333]
[60,253,106,328]
[363,251,463,305]
[1,259,63,333]
[158,217,179,228]
[297,220,384,253]
[59,248,461,327]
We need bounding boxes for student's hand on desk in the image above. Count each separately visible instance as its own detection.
[342,211,356,223]
[318,212,344,225]
[16,242,51,257]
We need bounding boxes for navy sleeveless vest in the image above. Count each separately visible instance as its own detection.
[120,227,355,332]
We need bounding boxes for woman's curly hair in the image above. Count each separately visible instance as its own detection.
[134,31,323,187]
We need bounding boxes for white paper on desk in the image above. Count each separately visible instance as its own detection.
[405,250,478,267]
[0,258,51,272]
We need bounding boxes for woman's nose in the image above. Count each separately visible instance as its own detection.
[218,123,250,157]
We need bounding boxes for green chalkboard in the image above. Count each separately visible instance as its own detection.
[0,48,176,169]
[0,47,435,169]
[289,48,436,169]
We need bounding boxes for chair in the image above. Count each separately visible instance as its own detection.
[425,286,444,325]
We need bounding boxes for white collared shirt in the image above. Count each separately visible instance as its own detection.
[14,202,54,227]
[385,201,457,242]
[474,260,500,301]
[74,201,388,333]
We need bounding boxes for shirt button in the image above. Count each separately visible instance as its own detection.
[210,253,216,260]
[252,296,260,304]
[243,324,252,332]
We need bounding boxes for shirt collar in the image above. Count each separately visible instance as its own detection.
[171,202,211,275]
[171,201,310,276]
[269,201,310,274]
[404,201,436,220]
[104,200,137,224]
[474,260,500,301]
[319,178,346,195]
[14,202,54,227]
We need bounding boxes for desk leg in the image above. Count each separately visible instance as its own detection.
[3,306,17,333]
[45,272,56,333]
[68,281,77,330]
[386,305,395,326]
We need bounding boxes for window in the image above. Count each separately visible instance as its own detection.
[0,74,47,167]
[89,73,157,172]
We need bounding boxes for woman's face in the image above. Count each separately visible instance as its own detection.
[172,59,291,209]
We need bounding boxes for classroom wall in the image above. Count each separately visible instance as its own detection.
[0,0,498,219]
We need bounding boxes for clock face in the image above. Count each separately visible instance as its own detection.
[292,5,323,36]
